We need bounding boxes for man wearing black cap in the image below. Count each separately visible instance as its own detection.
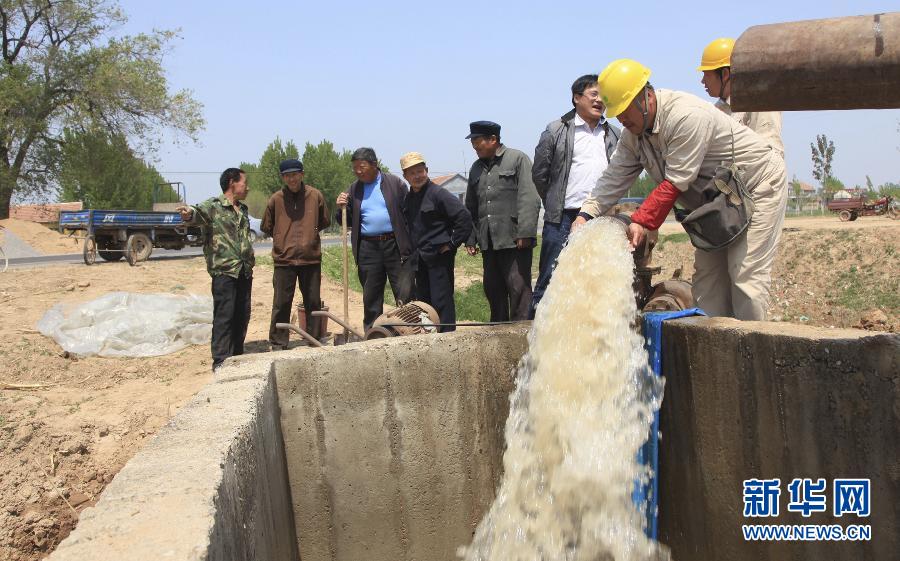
[262,159,331,349]
[465,121,542,322]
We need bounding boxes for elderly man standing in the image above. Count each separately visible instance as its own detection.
[400,152,473,332]
[530,74,621,318]
[178,168,255,371]
[262,158,330,349]
[573,59,788,320]
[698,38,784,158]
[464,121,541,322]
[336,147,414,331]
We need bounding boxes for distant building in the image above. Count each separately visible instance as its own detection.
[10,202,83,224]
[432,173,468,201]
[788,181,819,212]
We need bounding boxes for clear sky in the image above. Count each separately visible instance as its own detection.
[117,0,899,204]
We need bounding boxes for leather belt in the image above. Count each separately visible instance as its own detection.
[360,232,395,241]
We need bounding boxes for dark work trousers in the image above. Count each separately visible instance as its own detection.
[530,209,579,319]
[357,237,414,331]
[269,264,323,347]
[211,269,252,370]
[415,251,457,332]
[482,247,533,322]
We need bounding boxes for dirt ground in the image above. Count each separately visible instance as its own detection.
[0,214,897,560]
[0,219,83,256]
[0,256,366,561]
[652,215,899,330]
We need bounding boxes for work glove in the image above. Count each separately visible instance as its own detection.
[630,179,680,230]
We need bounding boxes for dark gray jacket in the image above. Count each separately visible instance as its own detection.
[532,109,621,223]
[465,145,541,251]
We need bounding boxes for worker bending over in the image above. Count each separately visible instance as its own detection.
[573,59,788,320]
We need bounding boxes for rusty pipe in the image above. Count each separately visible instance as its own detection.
[274,322,323,347]
[731,13,900,111]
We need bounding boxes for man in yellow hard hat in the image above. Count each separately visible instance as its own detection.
[698,37,784,158]
[572,59,788,321]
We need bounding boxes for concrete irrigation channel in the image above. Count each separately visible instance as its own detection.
[47,320,898,561]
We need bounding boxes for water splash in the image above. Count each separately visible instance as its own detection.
[461,218,670,561]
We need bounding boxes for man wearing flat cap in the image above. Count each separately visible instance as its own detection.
[262,158,331,349]
[400,152,473,332]
[336,147,414,331]
[465,121,542,322]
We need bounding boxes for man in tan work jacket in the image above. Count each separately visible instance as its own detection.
[698,37,784,159]
[573,59,788,321]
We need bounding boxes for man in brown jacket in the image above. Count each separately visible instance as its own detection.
[262,158,331,348]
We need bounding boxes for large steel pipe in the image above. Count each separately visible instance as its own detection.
[731,13,900,111]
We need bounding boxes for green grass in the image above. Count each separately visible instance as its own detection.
[455,283,491,322]
[831,266,900,311]
[656,232,689,249]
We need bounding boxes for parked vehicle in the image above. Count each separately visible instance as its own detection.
[59,209,204,266]
[248,215,265,242]
[826,196,899,221]
[59,183,203,266]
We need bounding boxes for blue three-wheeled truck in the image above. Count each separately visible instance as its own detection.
[58,183,205,266]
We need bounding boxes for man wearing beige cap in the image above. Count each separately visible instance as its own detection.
[400,152,473,332]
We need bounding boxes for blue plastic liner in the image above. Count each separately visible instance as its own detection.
[634,308,707,539]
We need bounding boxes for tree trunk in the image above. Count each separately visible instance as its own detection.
[0,160,14,220]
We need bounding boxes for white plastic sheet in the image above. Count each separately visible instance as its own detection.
[37,292,213,357]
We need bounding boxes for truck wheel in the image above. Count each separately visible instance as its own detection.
[125,233,153,266]
[83,236,97,266]
[849,211,859,221]
[839,210,852,222]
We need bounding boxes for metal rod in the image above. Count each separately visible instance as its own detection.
[377,321,519,328]
[310,310,365,340]
[341,205,349,343]
[274,322,323,347]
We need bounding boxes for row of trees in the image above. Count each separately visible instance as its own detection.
[57,129,180,209]
[810,134,898,200]
[240,137,379,221]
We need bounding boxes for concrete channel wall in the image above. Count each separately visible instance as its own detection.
[658,317,899,561]
[47,359,299,561]
[274,326,528,561]
[46,320,898,561]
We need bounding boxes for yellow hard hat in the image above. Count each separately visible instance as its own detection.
[597,59,651,118]
[697,38,736,71]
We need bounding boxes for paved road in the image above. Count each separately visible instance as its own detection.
[6,237,345,269]
[0,228,41,259]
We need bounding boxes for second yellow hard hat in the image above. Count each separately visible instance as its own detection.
[698,38,736,71]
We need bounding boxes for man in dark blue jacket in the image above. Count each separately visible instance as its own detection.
[336,147,414,331]
[400,152,473,332]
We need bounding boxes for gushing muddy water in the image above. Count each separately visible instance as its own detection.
[461,218,670,561]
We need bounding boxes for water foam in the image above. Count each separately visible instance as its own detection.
[461,218,669,561]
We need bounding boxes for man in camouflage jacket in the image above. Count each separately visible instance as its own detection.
[179,168,255,371]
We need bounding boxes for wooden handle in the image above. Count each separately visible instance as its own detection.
[341,206,349,337]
